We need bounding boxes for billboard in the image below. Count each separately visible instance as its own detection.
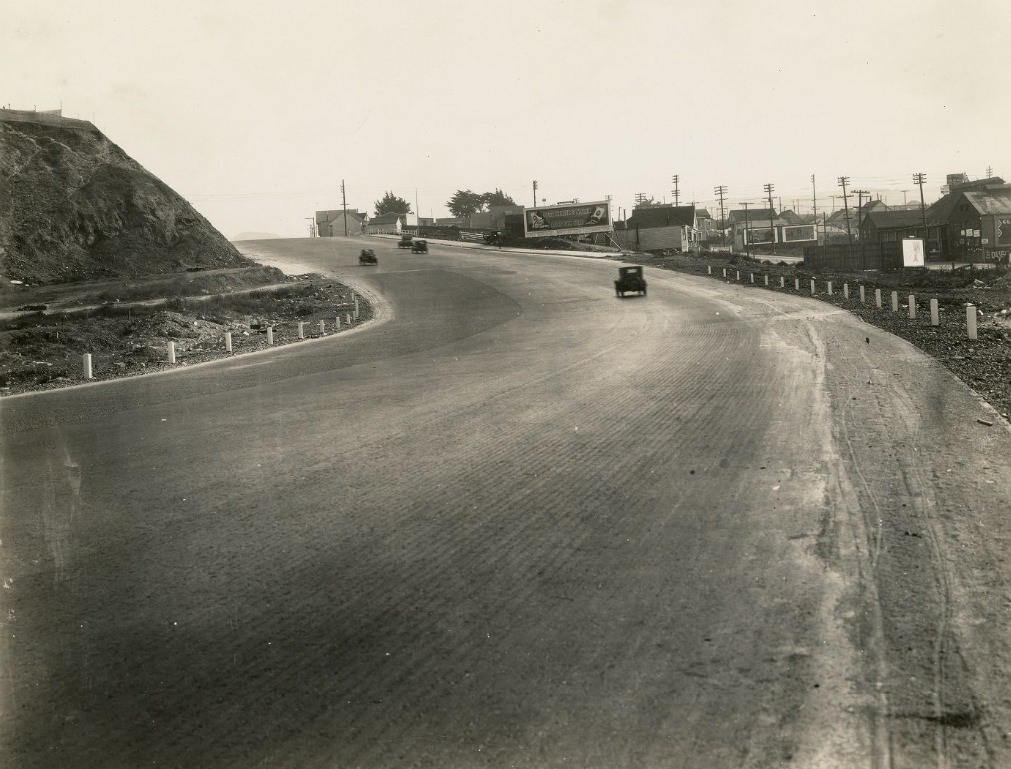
[523,200,611,237]
[744,227,775,245]
[902,238,925,267]
[783,225,817,243]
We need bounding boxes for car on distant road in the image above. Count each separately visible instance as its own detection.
[398,235,413,249]
[359,249,378,265]
[411,240,429,254]
[614,265,647,297]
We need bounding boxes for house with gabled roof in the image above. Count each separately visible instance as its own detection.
[316,209,366,237]
[614,204,698,252]
[365,212,405,235]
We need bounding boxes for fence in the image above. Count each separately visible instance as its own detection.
[803,242,905,271]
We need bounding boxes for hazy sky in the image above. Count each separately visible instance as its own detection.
[4,0,1010,238]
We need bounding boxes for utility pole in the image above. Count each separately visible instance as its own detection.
[671,175,680,206]
[742,201,751,258]
[341,179,348,236]
[811,174,818,245]
[852,189,869,237]
[763,183,776,253]
[714,185,727,247]
[532,180,538,207]
[837,176,853,247]
[913,172,928,254]
[853,189,869,263]
[986,165,993,177]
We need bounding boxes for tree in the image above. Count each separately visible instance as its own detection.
[446,189,485,218]
[446,188,517,218]
[374,191,412,216]
[481,188,516,209]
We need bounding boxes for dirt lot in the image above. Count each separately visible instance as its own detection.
[0,267,372,396]
[613,252,1011,422]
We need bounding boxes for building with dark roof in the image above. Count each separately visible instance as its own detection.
[614,205,699,252]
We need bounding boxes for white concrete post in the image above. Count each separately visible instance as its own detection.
[875,288,882,308]
[225,332,232,353]
[843,284,849,299]
[335,314,341,329]
[891,291,899,312]
[346,313,352,326]
[707,265,712,275]
[354,297,360,319]
[736,270,740,281]
[827,281,833,295]
[930,298,939,326]
[82,353,93,380]
[750,273,755,283]
[298,321,305,340]
[779,277,785,288]
[908,295,916,319]
[810,279,816,295]
[319,320,326,335]
[966,304,977,340]
[860,285,866,303]
[266,327,274,345]
[723,268,727,278]
[764,275,769,286]
[794,278,800,291]
[167,341,176,364]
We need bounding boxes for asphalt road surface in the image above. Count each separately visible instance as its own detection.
[2,237,1009,768]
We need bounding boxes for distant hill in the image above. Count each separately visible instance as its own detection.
[232,232,282,241]
[0,109,253,285]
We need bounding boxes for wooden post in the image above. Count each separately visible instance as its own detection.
[930,298,939,326]
[794,278,800,291]
[810,279,816,295]
[319,320,326,335]
[82,353,93,380]
[827,280,833,295]
[225,332,232,353]
[891,291,899,312]
[779,276,784,288]
[860,285,866,303]
[966,304,977,340]
[266,327,274,345]
[843,283,849,299]
[875,288,882,308]
[167,341,176,364]
[908,295,916,319]
[298,322,305,340]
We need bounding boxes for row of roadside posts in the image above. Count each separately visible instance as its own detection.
[80,295,361,380]
[708,265,980,340]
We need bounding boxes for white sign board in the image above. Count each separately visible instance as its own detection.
[902,238,925,267]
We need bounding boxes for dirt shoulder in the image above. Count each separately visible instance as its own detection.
[0,267,373,396]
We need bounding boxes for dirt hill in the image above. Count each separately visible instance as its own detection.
[0,109,252,285]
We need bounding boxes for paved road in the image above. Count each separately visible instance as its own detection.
[2,238,1009,768]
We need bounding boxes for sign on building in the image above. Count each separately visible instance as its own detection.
[902,238,925,267]
[523,201,611,238]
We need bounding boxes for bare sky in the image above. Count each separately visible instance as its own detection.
[4,0,1009,238]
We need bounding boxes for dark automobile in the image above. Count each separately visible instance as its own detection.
[614,265,647,297]
[359,249,378,265]
[411,239,429,253]
[397,235,414,248]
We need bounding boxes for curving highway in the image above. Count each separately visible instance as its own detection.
[2,236,1009,768]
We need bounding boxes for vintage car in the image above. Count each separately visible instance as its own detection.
[359,249,378,265]
[411,239,429,253]
[614,265,647,297]
[397,234,414,248]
